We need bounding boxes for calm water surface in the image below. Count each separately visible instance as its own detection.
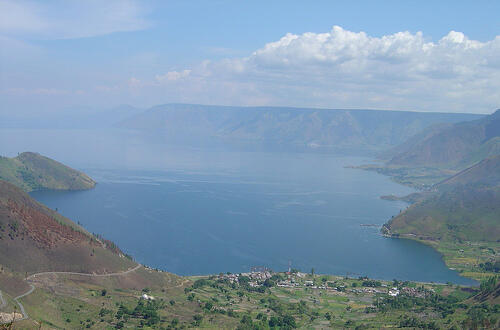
[1,128,474,284]
[29,150,475,285]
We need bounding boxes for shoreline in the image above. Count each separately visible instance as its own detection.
[352,160,496,284]
[26,155,489,287]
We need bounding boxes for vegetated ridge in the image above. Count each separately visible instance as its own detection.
[0,152,95,192]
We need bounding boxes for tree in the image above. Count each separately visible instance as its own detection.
[204,301,213,311]
[282,314,297,328]
[240,314,252,325]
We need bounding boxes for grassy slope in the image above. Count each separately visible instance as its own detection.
[436,154,500,189]
[0,180,135,275]
[386,187,500,242]
[0,152,95,192]
[383,156,500,280]
[9,270,500,329]
[383,188,500,280]
[387,109,499,168]
[364,110,500,281]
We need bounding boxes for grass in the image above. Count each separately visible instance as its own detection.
[0,152,95,192]
[4,269,496,329]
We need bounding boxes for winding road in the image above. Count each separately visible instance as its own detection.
[0,288,6,309]
[1,264,142,323]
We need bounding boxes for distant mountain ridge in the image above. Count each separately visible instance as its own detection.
[387,109,500,167]
[119,103,483,153]
[0,152,95,192]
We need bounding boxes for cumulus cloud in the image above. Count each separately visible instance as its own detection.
[0,0,149,39]
[149,26,500,113]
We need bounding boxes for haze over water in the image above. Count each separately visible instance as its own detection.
[2,128,475,284]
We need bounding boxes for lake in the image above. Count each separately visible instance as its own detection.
[2,128,475,284]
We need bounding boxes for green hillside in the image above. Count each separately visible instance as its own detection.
[388,109,500,168]
[384,186,500,242]
[436,154,500,189]
[385,154,500,241]
[0,152,95,192]
[383,155,500,280]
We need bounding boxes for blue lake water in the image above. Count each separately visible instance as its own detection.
[0,128,474,284]
[28,150,475,285]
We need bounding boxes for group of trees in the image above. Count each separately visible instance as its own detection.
[374,291,460,318]
[115,299,163,327]
[462,303,500,329]
[479,261,500,273]
[361,279,382,287]
[399,316,439,329]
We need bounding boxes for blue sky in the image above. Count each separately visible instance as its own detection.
[1,0,499,116]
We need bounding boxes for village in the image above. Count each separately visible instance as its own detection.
[215,268,435,299]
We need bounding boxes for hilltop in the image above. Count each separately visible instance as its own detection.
[0,152,95,192]
[0,180,134,274]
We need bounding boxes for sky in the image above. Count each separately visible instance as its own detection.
[0,0,499,117]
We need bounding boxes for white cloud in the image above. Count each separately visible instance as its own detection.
[3,24,498,114]
[155,70,192,83]
[0,0,149,39]
[146,26,500,113]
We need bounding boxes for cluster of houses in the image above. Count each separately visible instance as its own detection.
[277,278,300,288]
[217,273,240,284]
[352,287,385,294]
[217,270,273,286]
[216,269,430,299]
[241,271,273,281]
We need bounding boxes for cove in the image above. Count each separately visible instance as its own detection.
[31,151,476,285]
